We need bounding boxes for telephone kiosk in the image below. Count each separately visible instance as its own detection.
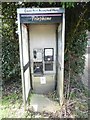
[17,8,65,104]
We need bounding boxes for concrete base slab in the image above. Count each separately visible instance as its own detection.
[30,94,60,113]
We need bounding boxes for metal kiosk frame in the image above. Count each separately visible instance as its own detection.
[17,8,65,107]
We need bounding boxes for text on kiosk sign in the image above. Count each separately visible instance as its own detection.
[24,8,62,13]
[20,14,62,23]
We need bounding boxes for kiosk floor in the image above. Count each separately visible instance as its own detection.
[30,94,60,113]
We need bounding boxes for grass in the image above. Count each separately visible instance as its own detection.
[0,92,24,119]
[0,79,25,118]
[0,79,88,119]
[64,86,88,118]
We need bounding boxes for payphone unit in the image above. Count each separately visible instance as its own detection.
[33,48,54,76]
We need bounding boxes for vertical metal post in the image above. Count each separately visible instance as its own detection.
[60,13,65,106]
[17,14,26,108]
[27,25,33,90]
[55,26,58,90]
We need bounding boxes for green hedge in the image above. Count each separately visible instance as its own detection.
[1,2,88,82]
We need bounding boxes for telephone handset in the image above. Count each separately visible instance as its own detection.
[33,50,37,59]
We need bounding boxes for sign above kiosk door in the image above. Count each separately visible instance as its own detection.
[20,14,62,23]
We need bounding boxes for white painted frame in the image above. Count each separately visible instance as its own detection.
[17,8,65,106]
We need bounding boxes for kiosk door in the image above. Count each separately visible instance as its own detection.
[21,24,31,103]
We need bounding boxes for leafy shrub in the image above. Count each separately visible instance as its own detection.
[1,2,89,83]
[2,19,20,81]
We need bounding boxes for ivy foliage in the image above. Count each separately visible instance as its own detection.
[2,3,20,81]
[65,2,89,80]
[1,2,90,82]
[2,19,20,80]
